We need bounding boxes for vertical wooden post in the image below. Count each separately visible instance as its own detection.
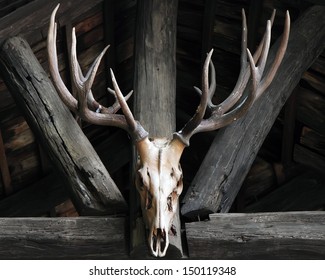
[131,0,182,258]
[133,0,177,138]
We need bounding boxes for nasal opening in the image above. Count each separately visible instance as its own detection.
[149,228,169,257]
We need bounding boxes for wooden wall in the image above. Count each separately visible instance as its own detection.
[0,0,324,219]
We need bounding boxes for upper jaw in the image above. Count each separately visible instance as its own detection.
[149,227,169,257]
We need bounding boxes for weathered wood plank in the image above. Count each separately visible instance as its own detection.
[294,144,325,173]
[181,5,325,217]
[0,0,103,46]
[186,212,325,259]
[133,0,177,138]
[0,217,127,259]
[0,37,126,215]
[0,173,68,217]
[300,126,325,156]
[244,171,325,212]
[296,86,325,135]
[0,130,130,218]
[131,0,183,258]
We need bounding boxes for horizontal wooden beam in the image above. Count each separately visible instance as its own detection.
[0,0,103,46]
[181,5,325,217]
[0,217,127,259]
[186,212,325,259]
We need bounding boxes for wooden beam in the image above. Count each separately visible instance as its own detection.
[186,212,325,259]
[0,0,103,46]
[0,129,12,195]
[0,37,126,215]
[131,0,182,258]
[0,130,130,218]
[133,0,177,138]
[0,217,127,259]
[0,173,68,217]
[181,5,325,217]
[296,85,325,135]
[294,144,325,174]
[244,171,325,212]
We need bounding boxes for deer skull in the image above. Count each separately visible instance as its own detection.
[135,137,185,257]
[48,5,289,258]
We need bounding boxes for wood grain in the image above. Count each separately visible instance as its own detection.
[131,0,182,258]
[186,212,325,259]
[0,37,126,215]
[0,217,127,259]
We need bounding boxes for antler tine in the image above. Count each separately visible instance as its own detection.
[252,20,272,85]
[192,22,271,134]
[70,25,109,107]
[193,59,216,111]
[257,10,290,96]
[106,87,133,114]
[110,69,137,132]
[213,9,276,116]
[174,49,213,146]
[47,4,77,112]
[253,9,276,62]
[67,27,110,115]
[69,33,130,115]
[211,8,249,116]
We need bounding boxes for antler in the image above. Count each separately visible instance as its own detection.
[47,4,148,141]
[174,9,290,146]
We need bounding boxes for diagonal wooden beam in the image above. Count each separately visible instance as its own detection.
[0,37,126,215]
[0,130,131,218]
[182,5,325,218]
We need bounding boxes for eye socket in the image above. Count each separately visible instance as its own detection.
[146,190,153,210]
[176,174,183,187]
[170,167,175,178]
[136,171,145,190]
[167,195,173,212]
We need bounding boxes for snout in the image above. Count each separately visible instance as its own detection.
[148,228,169,257]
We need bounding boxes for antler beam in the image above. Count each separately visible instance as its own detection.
[174,10,290,147]
[47,4,148,142]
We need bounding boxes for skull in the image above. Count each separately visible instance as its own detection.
[135,137,185,257]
